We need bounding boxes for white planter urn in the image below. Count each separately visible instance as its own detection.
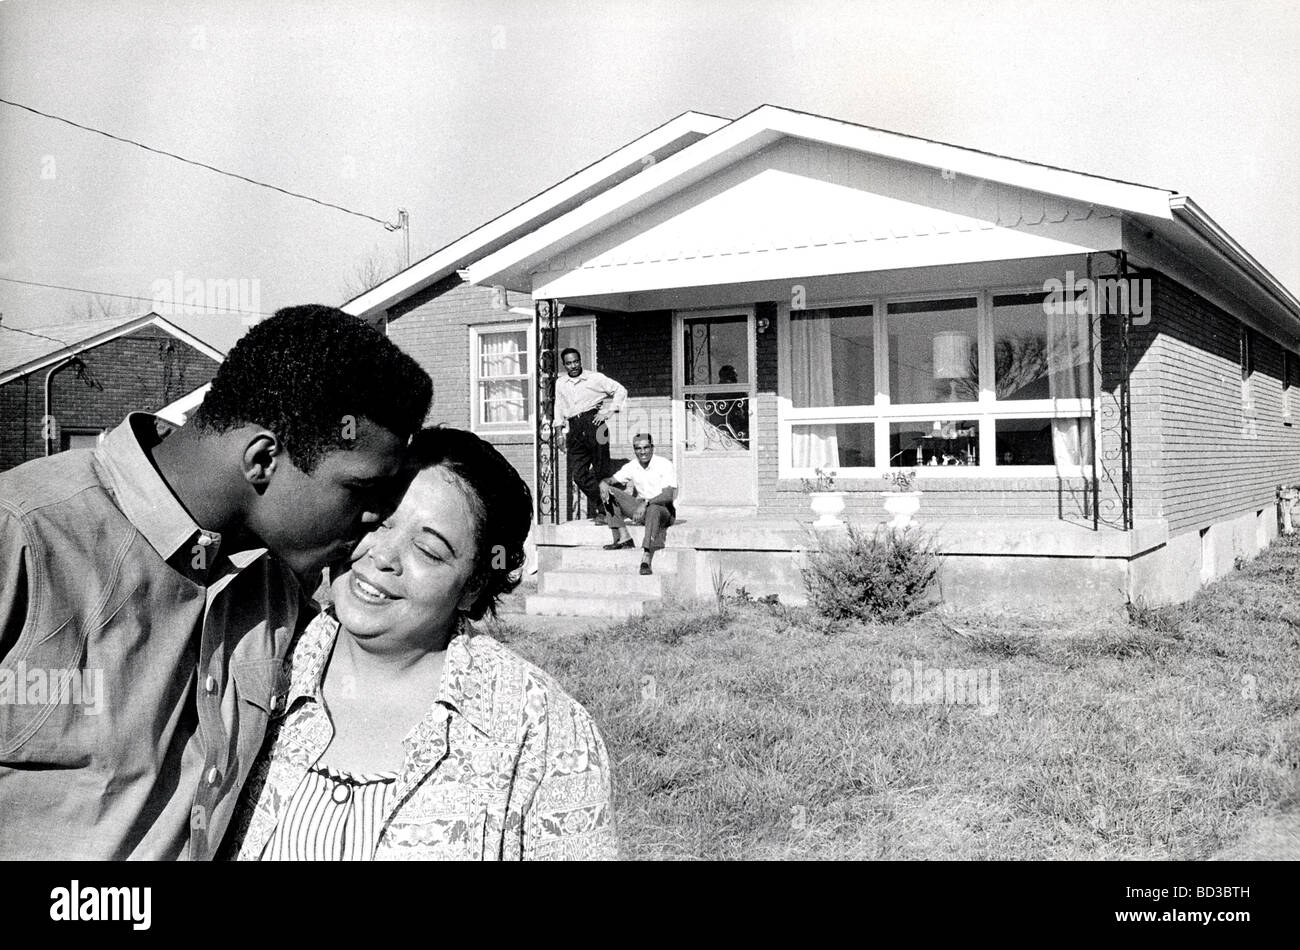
[881,491,922,529]
[809,491,846,528]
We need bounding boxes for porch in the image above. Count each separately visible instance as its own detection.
[524,513,1185,618]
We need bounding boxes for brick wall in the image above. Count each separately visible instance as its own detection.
[387,276,537,486]
[0,327,219,472]
[1147,272,1300,533]
[596,311,673,397]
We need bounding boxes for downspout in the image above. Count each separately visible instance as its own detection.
[43,355,77,456]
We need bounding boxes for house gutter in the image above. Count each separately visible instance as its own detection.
[1168,195,1300,326]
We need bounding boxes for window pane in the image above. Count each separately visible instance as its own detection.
[890,419,978,467]
[993,292,1089,400]
[791,423,874,468]
[995,417,1093,467]
[790,305,873,408]
[683,316,748,386]
[887,298,979,404]
[480,379,528,424]
[479,330,529,378]
[685,392,750,451]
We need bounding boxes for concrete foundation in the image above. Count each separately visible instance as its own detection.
[532,502,1287,613]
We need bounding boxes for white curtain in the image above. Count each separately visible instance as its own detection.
[1048,295,1092,467]
[790,313,839,469]
[1050,418,1094,468]
[1046,305,1088,400]
[481,331,527,376]
[480,331,527,423]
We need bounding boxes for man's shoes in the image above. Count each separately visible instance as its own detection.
[604,539,634,550]
[639,563,653,575]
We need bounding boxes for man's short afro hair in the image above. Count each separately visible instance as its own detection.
[192,304,432,472]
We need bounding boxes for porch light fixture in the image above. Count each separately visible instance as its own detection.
[757,316,770,334]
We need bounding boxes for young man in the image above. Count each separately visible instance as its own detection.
[551,347,626,521]
[0,305,432,859]
[599,433,677,575]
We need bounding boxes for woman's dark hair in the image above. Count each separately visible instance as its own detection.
[407,426,533,621]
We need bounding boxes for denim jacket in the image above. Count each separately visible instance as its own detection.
[0,414,303,859]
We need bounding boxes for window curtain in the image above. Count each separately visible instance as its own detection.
[480,332,527,424]
[481,332,526,376]
[1047,304,1091,467]
[790,313,839,469]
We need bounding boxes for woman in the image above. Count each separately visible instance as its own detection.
[225,427,617,860]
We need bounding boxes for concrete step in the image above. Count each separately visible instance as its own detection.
[560,547,682,573]
[540,569,664,596]
[525,592,654,618]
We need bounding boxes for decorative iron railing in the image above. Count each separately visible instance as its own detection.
[684,394,751,451]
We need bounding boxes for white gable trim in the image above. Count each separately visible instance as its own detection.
[466,105,1178,289]
[0,313,225,387]
[341,111,729,321]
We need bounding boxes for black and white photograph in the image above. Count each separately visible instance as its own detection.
[0,0,1295,921]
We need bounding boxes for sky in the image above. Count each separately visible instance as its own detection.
[1,0,1297,353]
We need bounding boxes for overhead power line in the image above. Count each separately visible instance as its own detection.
[0,275,275,317]
[0,96,403,229]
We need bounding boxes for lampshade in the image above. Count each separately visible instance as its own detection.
[933,331,972,379]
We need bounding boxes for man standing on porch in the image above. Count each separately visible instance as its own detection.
[553,347,627,520]
[599,433,677,575]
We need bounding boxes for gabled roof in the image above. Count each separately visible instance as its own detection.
[0,312,226,386]
[464,104,1299,330]
[341,110,729,321]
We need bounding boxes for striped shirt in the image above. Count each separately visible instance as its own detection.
[262,763,398,861]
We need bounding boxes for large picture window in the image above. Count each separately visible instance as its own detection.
[780,287,1096,477]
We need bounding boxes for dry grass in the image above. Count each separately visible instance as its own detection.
[488,538,1300,860]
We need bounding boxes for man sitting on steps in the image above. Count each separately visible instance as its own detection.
[599,432,677,575]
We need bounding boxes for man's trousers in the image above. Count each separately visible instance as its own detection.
[565,407,609,516]
[604,485,675,551]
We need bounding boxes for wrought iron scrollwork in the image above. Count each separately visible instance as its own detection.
[684,394,750,451]
[1090,251,1133,530]
[535,299,560,524]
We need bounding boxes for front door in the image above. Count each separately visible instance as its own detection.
[674,308,757,508]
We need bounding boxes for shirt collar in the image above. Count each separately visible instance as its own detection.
[96,412,269,570]
[288,610,502,739]
[96,412,207,561]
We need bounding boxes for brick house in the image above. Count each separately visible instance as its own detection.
[0,312,222,471]
[342,106,1300,612]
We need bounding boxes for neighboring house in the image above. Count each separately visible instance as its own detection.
[177,105,1300,613]
[0,312,223,471]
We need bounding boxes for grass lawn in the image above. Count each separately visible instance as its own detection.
[488,536,1300,860]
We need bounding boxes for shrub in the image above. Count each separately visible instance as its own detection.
[800,524,940,623]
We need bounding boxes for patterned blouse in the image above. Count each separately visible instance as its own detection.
[224,610,618,860]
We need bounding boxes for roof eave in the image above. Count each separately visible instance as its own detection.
[1168,195,1300,325]
[341,110,730,320]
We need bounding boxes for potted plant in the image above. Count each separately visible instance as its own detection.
[800,467,845,528]
[881,469,922,529]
